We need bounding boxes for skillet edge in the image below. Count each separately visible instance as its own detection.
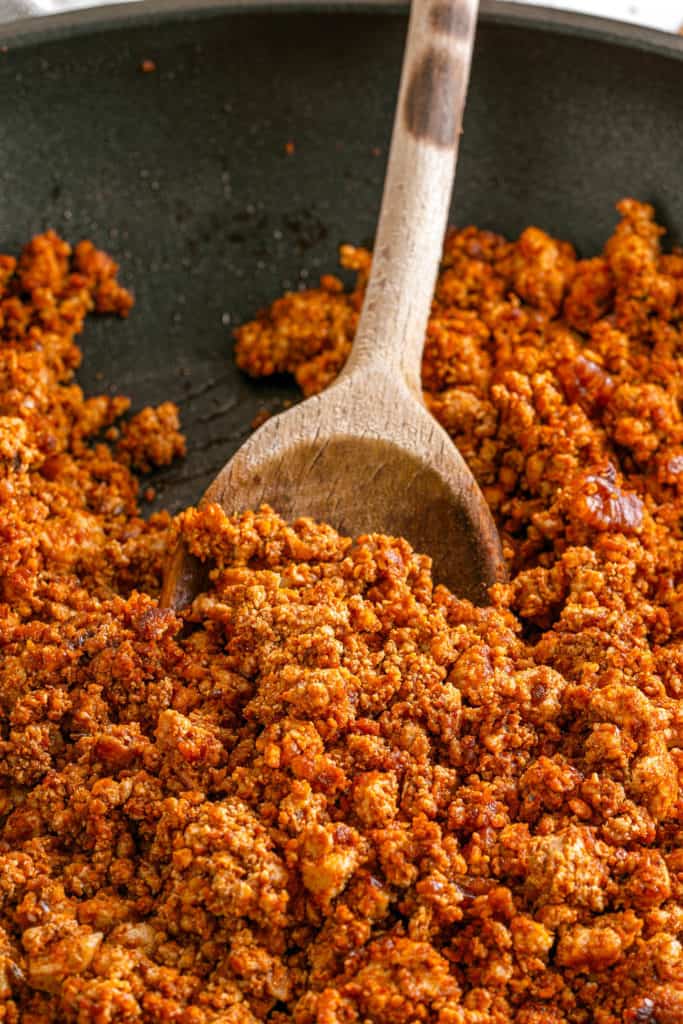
[1,0,682,62]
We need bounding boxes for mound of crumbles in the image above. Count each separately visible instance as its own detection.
[1,201,682,1024]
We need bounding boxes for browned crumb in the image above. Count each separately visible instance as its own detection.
[140,58,157,73]
[116,402,186,473]
[251,408,273,429]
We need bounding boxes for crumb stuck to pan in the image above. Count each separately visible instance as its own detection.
[250,408,273,430]
[1,202,683,1023]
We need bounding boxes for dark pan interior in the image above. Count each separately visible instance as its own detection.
[1,3,682,513]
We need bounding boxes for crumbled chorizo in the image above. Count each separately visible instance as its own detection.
[2,202,683,1021]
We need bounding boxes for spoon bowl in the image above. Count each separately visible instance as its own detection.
[163,367,504,608]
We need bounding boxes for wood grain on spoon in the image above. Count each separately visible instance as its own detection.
[161,0,505,610]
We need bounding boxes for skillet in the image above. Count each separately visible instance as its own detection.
[0,0,681,514]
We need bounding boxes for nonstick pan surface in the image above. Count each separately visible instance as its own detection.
[1,0,682,514]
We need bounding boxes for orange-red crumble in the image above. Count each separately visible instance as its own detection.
[1,202,683,1023]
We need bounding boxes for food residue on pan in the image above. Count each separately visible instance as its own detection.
[0,200,682,1022]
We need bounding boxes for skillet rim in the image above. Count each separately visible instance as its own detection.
[1,0,682,62]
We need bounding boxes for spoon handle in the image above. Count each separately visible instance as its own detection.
[341,0,479,395]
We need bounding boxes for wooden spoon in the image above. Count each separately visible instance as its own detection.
[161,0,505,610]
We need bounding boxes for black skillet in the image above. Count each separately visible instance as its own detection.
[1,0,681,514]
